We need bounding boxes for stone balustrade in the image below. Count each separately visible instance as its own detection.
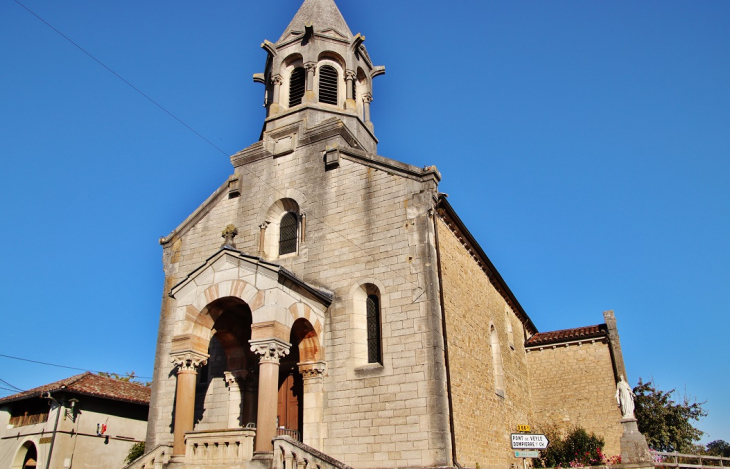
[273,436,352,469]
[184,428,256,467]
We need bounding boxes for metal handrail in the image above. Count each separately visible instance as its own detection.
[653,451,729,468]
[276,427,301,441]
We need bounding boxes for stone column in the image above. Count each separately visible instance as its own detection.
[258,222,268,257]
[270,75,283,115]
[241,372,259,427]
[170,352,208,456]
[250,339,290,452]
[304,62,317,103]
[224,371,247,429]
[345,70,356,110]
[298,361,326,451]
[363,92,374,131]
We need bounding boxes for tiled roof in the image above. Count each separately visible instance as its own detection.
[525,324,608,347]
[0,372,151,406]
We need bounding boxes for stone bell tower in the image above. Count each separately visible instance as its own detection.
[253,0,385,156]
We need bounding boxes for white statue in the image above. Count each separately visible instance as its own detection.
[615,374,635,419]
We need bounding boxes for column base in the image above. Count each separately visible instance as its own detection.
[248,451,274,469]
[620,418,653,465]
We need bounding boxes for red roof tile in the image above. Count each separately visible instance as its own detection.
[0,372,150,406]
[525,324,608,347]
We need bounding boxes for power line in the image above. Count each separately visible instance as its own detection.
[0,353,152,380]
[12,1,423,302]
[0,378,23,392]
[12,0,229,156]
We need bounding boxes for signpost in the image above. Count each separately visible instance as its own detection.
[513,426,546,469]
[511,433,550,450]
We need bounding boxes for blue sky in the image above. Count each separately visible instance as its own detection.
[1,0,728,445]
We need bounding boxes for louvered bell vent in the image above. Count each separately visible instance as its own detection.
[319,65,339,105]
[289,67,305,108]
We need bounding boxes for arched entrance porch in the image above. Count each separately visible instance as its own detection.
[166,249,331,458]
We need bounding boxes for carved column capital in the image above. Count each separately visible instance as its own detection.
[298,361,326,380]
[224,370,248,387]
[362,92,373,103]
[304,62,317,73]
[170,351,209,372]
[250,338,291,364]
[345,70,356,81]
[271,74,283,86]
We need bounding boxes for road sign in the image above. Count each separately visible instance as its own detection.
[515,451,539,458]
[517,424,531,432]
[511,433,550,450]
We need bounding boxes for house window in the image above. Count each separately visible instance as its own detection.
[319,65,338,105]
[279,212,298,255]
[289,67,305,107]
[366,294,381,363]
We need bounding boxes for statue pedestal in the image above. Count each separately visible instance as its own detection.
[620,418,653,465]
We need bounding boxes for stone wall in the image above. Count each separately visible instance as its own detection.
[436,216,533,469]
[526,340,623,457]
[147,117,451,468]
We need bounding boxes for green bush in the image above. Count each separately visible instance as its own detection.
[124,441,145,465]
[534,426,605,468]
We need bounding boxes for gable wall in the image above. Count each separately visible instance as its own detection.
[526,341,623,457]
[148,134,452,468]
[436,216,533,469]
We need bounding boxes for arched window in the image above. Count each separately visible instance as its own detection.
[491,325,505,396]
[289,67,305,107]
[366,294,381,364]
[318,65,338,105]
[279,212,298,255]
[506,309,515,350]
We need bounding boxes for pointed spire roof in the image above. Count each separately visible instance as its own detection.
[279,0,353,43]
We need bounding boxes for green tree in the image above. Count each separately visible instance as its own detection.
[124,441,145,464]
[706,440,730,457]
[633,378,707,452]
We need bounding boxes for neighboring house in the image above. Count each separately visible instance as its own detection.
[137,1,629,468]
[0,372,149,469]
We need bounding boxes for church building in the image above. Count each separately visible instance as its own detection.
[135,1,628,468]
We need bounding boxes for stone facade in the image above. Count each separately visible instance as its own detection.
[141,1,632,468]
[436,216,534,469]
[526,338,623,457]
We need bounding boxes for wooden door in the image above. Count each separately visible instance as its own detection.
[277,372,301,434]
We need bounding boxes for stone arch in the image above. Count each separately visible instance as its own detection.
[11,440,37,469]
[348,279,389,367]
[490,322,505,396]
[280,53,304,109]
[263,198,301,259]
[183,280,264,352]
[291,317,321,362]
[316,52,346,108]
[288,302,324,349]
